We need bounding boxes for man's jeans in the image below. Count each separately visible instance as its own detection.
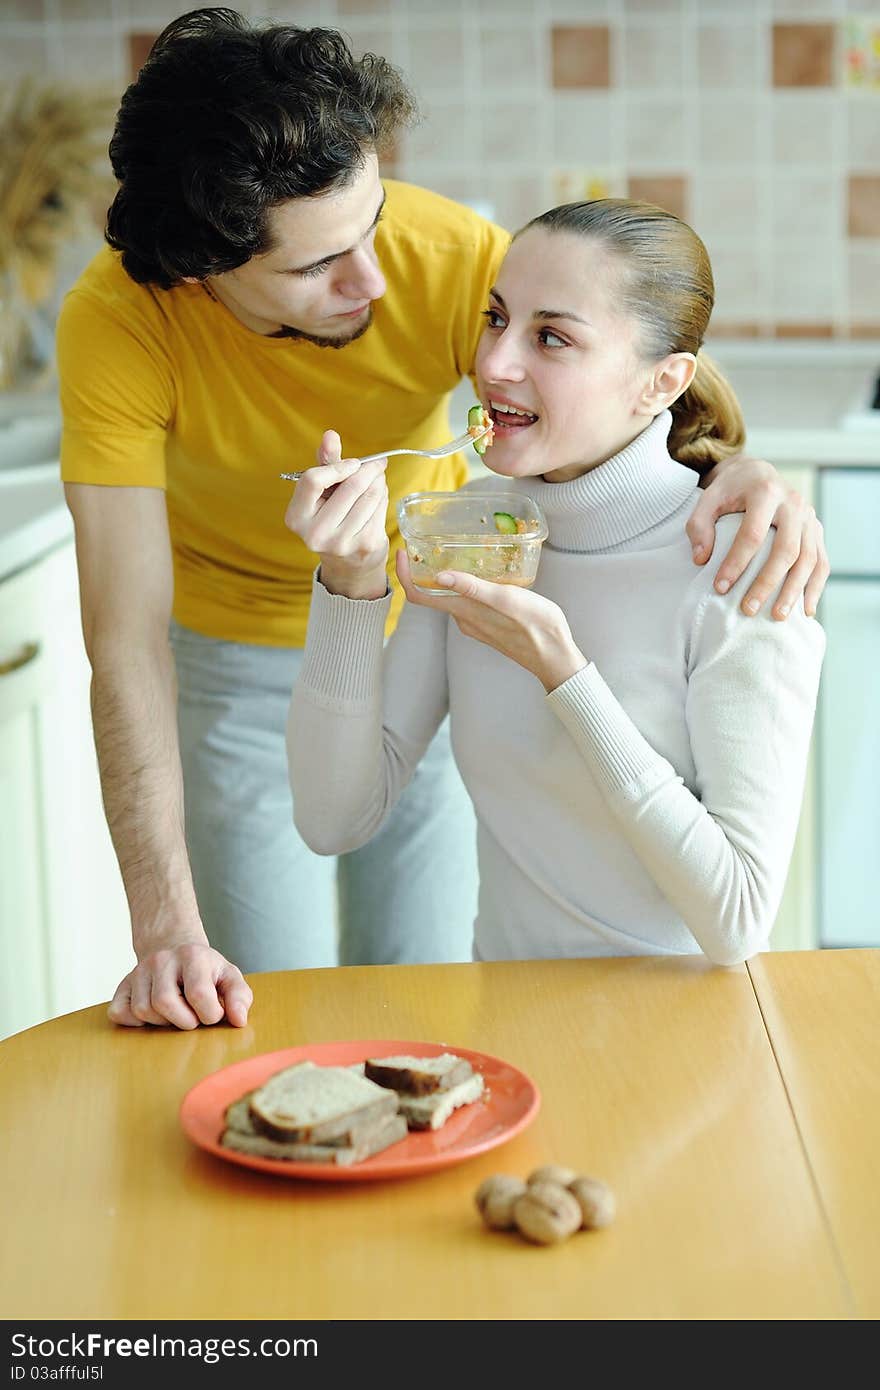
[170,621,478,971]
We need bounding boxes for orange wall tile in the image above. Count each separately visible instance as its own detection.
[627,176,689,221]
[772,24,835,89]
[848,176,880,237]
[551,26,611,90]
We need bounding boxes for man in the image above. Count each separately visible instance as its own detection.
[57,9,828,1031]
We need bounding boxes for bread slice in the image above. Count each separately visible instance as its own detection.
[221,1111,408,1166]
[396,1071,485,1131]
[364,1053,474,1096]
[248,1061,399,1143]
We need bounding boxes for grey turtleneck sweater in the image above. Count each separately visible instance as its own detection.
[288,412,825,965]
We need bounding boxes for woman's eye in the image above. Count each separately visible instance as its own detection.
[298,263,328,280]
[538,328,567,349]
[481,308,505,329]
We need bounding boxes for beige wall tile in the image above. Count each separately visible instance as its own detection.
[345,29,394,63]
[848,245,880,319]
[486,173,544,233]
[772,174,840,241]
[773,0,841,17]
[56,0,111,17]
[479,27,543,90]
[404,0,464,10]
[772,23,835,88]
[627,175,689,220]
[693,174,762,241]
[848,175,880,236]
[697,24,761,89]
[551,26,611,89]
[548,0,612,14]
[622,23,685,90]
[479,102,542,164]
[696,99,759,164]
[466,0,535,11]
[624,0,683,13]
[51,27,124,83]
[624,98,688,163]
[406,27,466,94]
[847,102,880,167]
[404,104,468,163]
[0,33,48,77]
[771,92,836,162]
[337,0,392,14]
[3,1,46,16]
[705,243,765,320]
[770,242,836,319]
[552,94,617,163]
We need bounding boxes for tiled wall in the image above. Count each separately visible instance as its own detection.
[3,0,880,338]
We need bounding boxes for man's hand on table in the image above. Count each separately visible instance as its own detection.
[686,453,829,620]
[108,942,253,1030]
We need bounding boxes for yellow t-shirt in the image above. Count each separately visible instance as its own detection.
[57,181,510,646]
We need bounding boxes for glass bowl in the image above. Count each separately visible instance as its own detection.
[397,491,549,595]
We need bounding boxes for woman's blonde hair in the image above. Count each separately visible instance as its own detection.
[519,199,745,471]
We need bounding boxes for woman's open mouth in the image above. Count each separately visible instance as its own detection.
[488,398,539,435]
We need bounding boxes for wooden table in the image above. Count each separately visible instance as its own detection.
[0,952,873,1321]
[748,949,879,1320]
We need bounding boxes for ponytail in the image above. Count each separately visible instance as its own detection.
[669,350,745,471]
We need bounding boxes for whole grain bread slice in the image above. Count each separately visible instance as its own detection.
[221,1111,408,1165]
[364,1053,474,1096]
[248,1062,399,1143]
[396,1071,485,1131]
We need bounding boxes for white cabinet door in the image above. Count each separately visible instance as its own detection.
[769,466,819,951]
[0,645,51,1036]
[0,541,132,1039]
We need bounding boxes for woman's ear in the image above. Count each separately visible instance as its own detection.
[640,352,697,413]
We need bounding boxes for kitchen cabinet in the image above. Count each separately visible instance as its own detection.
[768,465,820,952]
[816,468,880,947]
[0,538,131,1039]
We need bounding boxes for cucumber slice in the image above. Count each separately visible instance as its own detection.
[468,404,492,455]
[493,512,518,535]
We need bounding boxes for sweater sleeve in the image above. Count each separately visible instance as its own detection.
[547,549,825,965]
[287,573,451,855]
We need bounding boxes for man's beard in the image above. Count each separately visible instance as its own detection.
[269,307,373,348]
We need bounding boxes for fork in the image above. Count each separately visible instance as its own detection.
[279,424,492,482]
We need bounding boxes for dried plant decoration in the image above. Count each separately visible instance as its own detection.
[0,77,117,389]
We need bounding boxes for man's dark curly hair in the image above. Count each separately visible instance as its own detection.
[105,7,417,288]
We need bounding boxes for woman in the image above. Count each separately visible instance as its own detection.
[284,200,825,966]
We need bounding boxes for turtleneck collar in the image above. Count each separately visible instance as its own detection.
[504,410,699,553]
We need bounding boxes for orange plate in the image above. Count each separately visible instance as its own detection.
[180,1038,540,1183]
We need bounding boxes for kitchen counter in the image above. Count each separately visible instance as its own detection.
[0,950,874,1321]
[0,464,69,583]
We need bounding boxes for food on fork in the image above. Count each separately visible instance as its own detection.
[467,404,495,455]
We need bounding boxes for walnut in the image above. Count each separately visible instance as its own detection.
[513,1181,582,1246]
[568,1176,616,1230]
[474,1174,528,1230]
[527,1163,578,1189]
